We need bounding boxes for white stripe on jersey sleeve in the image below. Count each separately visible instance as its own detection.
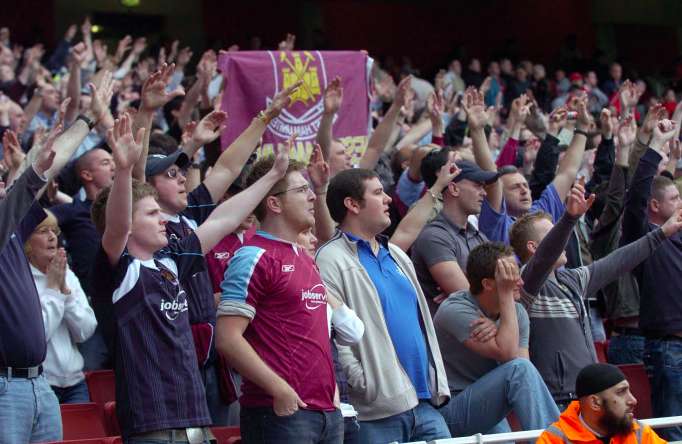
[112,260,142,304]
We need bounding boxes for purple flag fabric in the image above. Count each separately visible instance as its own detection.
[219,50,370,162]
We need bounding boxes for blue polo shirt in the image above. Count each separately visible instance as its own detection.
[345,232,431,399]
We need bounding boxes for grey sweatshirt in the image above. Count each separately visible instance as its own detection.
[520,212,666,398]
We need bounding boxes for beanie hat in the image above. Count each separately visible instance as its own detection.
[576,363,626,398]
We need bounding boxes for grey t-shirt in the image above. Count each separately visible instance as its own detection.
[433,290,530,393]
[411,212,488,301]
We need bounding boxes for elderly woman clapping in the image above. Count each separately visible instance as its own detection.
[25,210,97,404]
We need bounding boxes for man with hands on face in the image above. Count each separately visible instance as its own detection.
[434,242,560,437]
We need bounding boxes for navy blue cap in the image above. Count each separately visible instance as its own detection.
[145,150,190,178]
[454,160,499,185]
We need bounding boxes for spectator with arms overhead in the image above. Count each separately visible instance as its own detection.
[92,113,289,443]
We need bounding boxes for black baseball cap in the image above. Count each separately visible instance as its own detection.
[145,150,190,178]
[454,160,499,185]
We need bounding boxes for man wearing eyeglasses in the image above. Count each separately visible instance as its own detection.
[216,155,342,443]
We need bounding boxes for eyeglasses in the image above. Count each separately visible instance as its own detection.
[35,226,61,236]
[165,167,187,179]
[272,183,311,196]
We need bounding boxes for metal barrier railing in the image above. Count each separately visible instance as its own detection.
[399,415,682,444]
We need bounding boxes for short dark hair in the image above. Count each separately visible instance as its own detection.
[91,180,158,234]
[327,168,379,224]
[149,132,179,155]
[466,242,515,295]
[245,155,305,221]
[420,147,451,188]
[651,175,675,202]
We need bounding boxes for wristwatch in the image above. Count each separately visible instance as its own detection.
[257,110,273,125]
[76,114,96,130]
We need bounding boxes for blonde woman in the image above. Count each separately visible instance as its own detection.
[25,210,97,404]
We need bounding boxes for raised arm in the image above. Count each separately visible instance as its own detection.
[307,144,335,244]
[195,138,290,254]
[390,157,460,252]
[201,80,301,203]
[133,63,185,181]
[586,220,677,297]
[551,96,591,200]
[64,43,88,125]
[101,114,145,266]
[521,179,594,303]
[359,75,411,170]
[464,87,503,212]
[316,76,342,161]
[621,119,676,246]
[0,131,55,251]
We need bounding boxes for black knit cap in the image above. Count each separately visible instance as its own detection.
[576,363,626,398]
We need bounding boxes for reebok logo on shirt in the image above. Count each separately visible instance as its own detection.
[214,252,230,260]
[301,284,327,310]
[282,264,295,272]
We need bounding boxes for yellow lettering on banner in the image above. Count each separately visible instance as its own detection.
[256,136,368,165]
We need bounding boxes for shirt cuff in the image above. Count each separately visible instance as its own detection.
[217,300,256,320]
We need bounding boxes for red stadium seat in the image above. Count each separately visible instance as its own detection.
[85,370,116,405]
[59,402,108,439]
[103,401,121,436]
[594,341,608,363]
[211,426,241,444]
[618,363,653,419]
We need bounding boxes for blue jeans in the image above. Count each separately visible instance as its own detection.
[51,378,90,404]
[344,416,361,444]
[607,334,645,365]
[203,362,238,426]
[644,339,682,441]
[359,400,450,444]
[0,374,62,443]
[240,407,343,443]
[78,326,111,370]
[439,359,560,437]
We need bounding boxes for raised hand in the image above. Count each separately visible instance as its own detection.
[323,76,343,115]
[307,143,330,191]
[548,106,568,137]
[191,110,227,146]
[616,116,637,148]
[575,96,592,131]
[114,35,132,62]
[2,130,25,172]
[271,133,294,178]
[278,33,296,51]
[264,80,303,120]
[463,87,488,130]
[393,75,413,110]
[618,79,641,111]
[565,177,596,218]
[651,119,677,151]
[427,89,445,122]
[510,94,531,122]
[433,155,461,192]
[88,70,114,123]
[68,42,88,67]
[140,63,185,111]
[662,207,682,237]
[181,121,197,147]
[494,256,522,297]
[600,108,613,139]
[641,103,667,138]
[106,113,145,171]
[131,37,146,56]
[92,39,108,66]
[33,123,63,177]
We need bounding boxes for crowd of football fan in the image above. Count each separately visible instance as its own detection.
[0,19,680,444]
